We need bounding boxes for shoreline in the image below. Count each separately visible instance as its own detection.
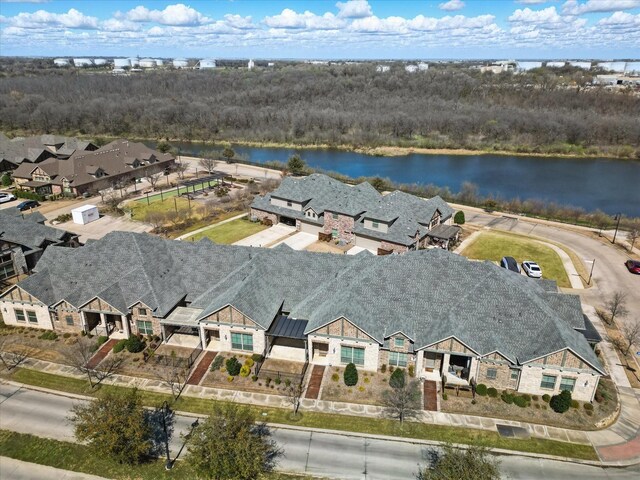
[2,130,638,161]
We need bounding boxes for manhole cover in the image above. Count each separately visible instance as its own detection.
[496,425,530,439]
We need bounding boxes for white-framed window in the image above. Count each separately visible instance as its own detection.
[15,309,26,323]
[332,213,338,220]
[510,369,519,380]
[389,351,408,367]
[486,368,497,380]
[138,307,147,316]
[541,374,557,390]
[231,332,253,351]
[394,337,404,348]
[66,315,74,326]
[26,310,38,324]
[560,377,576,393]
[372,221,379,228]
[137,320,153,335]
[341,345,365,366]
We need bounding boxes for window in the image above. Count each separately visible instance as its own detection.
[286,201,292,207]
[341,345,365,366]
[510,369,519,380]
[231,332,253,351]
[26,310,38,324]
[15,309,26,323]
[372,221,379,229]
[389,351,408,367]
[394,337,404,348]
[0,253,16,280]
[137,320,153,335]
[486,368,497,380]
[65,315,74,326]
[138,308,147,316]
[540,374,557,390]
[560,377,576,393]
[331,228,338,238]
[332,213,338,220]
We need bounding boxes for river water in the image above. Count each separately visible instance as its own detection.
[147,142,640,217]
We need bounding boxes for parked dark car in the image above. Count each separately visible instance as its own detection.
[500,256,521,274]
[16,200,40,211]
[626,260,640,275]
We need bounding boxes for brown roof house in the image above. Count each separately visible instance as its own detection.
[13,139,175,196]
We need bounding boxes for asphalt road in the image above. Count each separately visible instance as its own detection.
[1,383,638,480]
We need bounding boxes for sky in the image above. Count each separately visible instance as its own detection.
[0,0,638,59]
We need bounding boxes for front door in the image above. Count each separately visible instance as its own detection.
[312,342,329,361]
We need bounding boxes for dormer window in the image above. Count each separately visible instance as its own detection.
[287,201,292,207]
[332,213,338,220]
[372,221,379,229]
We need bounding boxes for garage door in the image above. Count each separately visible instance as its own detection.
[355,235,381,251]
[300,221,323,235]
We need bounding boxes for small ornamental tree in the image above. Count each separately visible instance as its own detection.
[344,363,358,386]
[454,211,465,225]
[222,147,236,163]
[550,389,572,413]
[225,356,242,376]
[287,155,306,176]
[389,368,406,389]
[417,444,500,480]
[1,174,11,187]
[125,335,145,353]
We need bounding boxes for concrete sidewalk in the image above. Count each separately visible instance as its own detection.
[0,457,108,480]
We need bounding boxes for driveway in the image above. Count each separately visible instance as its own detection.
[271,231,317,250]
[57,215,152,243]
[233,224,295,247]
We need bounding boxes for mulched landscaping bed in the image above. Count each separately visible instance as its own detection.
[0,325,83,363]
[320,365,400,406]
[441,378,618,430]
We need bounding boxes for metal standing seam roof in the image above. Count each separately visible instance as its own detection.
[268,315,309,339]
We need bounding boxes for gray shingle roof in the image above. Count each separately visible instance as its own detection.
[10,231,602,373]
[0,213,71,250]
[0,208,46,224]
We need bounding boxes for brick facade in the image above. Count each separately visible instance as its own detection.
[130,302,160,337]
[52,301,83,334]
[323,212,355,243]
[477,360,519,390]
[250,208,277,225]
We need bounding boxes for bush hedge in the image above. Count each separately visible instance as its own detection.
[15,190,44,201]
[584,403,594,411]
[344,363,358,386]
[550,390,572,414]
[210,355,224,371]
[475,383,488,396]
[389,368,406,389]
[38,331,58,341]
[113,339,127,353]
[251,353,264,363]
[513,396,530,408]
[571,400,580,409]
[225,356,242,376]
[125,336,145,353]
[487,387,498,398]
[239,365,251,377]
[96,336,109,347]
[454,211,465,225]
[501,391,514,404]
[542,394,551,403]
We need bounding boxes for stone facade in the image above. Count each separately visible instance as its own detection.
[52,301,83,334]
[82,297,122,314]
[517,366,598,402]
[130,302,160,337]
[307,333,379,371]
[428,337,476,355]
[0,288,53,330]
[323,212,355,244]
[250,208,277,225]
[379,240,409,254]
[201,323,266,355]
[477,360,519,390]
[312,317,375,342]
[203,305,258,328]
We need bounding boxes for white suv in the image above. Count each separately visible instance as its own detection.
[0,192,16,204]
[522,261,542,278]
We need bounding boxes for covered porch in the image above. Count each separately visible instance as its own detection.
[82,310,130,339]
[160,306,203,348]
[265,315,309,363]
[420,350,476,387]
[425,224,462,250]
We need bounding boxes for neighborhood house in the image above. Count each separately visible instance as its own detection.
[0,231,603,401]
[250,174,461,253]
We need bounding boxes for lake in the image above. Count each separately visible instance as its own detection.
[147,142,640,217]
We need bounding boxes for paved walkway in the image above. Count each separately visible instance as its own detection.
[187,351,217,386]
[305,365,325,399]
[175,213,248,240]
[0,457,108,480]
[423,381,438,411]
[233,224,295,247]
[85,339,117,369]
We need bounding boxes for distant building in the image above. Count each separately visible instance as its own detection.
[376,65,390,73]
[516,61,542,72]
[129,57,140,67]
[93,59,107,66]
[546,61,566,68]
[53,58,69,67]
[597,62,626,73]
[267,62,275,67]
[198,59,216,69]
[114,58,131,68]
[569,61,592,69]
[248,59,255,70]
[73,58,93,67]
[140,58,157,68]
[155,59,164,67]
[172,58,188,68]
[405,65,418,73]
[624,62,640,76]
[418,62,429,71]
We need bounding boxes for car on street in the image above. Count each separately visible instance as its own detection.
[16,200,40,211]
[522,261,542,278]
[500,256,521,274]
[0,192,16,204]
[625,260,640,275]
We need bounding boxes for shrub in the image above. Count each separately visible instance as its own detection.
[225,357,242,376]
[475,383,488,396]
[39,331,58,341]
[586,409,593,416]
[542,394,551,403]
[584,403,594,411]
[358,386,365,392]
[389,368,406,389]
[501,391,514,404]
[239,365,251,377]
[571,400,579,409]
[244,357,255,368]
[1,174,11,187]
[251,353,264,363]
[96,335,109,347]
[227,376,234,382]
[266,377,272,385]
[15,190,44,201]
[63,332,72,338]
[53,213,72,223]
[408,365,415,377]
[521,394,531,402]
[251,375,258,382]
[513,396,529,408]
[534,403,540,409]
[344,363,358,386]
[285,379,291,387]
[113,339,127,353]
[125,336,145,353]
[363,377,370,384]
[442,393,448,400]
[550,390,572,414]
[211,355,224,371]
[532,395,539,401]
[454,211,465,225]
[331,373,340,382]
[388,365,395,373]
[380,364,387,373]
[471,399,477,405]
[487,387,498,398]
[274,377,281,385]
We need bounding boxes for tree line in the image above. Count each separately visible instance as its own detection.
[1,62,638,158]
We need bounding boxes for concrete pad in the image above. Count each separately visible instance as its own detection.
[58,214,152,243]
[233,224,295,247]
[271,231,317,250]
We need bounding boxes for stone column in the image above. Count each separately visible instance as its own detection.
[469,357,478,384]
[199,325,207,349]
[80,311,88,333]
[99,313,107,335]
[121,315,130,338]
[415,350,424,378]
[441,353,451,377]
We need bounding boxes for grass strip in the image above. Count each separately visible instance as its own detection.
[191,217,268,244]
[8,368,598,461]
[0,430,306,480]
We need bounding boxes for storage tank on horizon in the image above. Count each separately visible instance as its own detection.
[516,61,542,71]
[597,61,626,73]
[128,57,140,67]
[155,59,164,66]
[53,58,70,67]
[569,61,591,69]
[173,58,188,68]
[140,58,157,68]
[93,58,107,66]
[198,59,216,69]
[546,61,566,68]
[73,58,93,67]
[114,58,131,68]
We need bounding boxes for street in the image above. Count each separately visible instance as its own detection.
[1,383,638,480]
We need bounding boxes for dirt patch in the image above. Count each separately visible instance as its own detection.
[442,378,618,430]
[602,321,640,388]
[0,326,84,363]
[320,366,400,406]
[306,241,350,254]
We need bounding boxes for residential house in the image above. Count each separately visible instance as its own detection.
[251,174,460,253]
[12,139,175,196]
[0,231,603,401]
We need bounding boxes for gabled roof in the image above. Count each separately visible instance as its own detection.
[0,212,71,250]
[0,133,96,167]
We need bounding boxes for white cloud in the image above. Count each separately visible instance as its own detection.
[597,10,640,24]
[264,9,345,30]
[562,0,640,15]
[125,3,211,26]
[509,6,564,23]
[409,14,496,30]
[439,0,465,11]
[101,18,141,32]
[8,8,98,29]
[0,1,50,3]
[223,14,255,30]
[349,15,408,33]
[516,0,553,4]
[336,0,373,18]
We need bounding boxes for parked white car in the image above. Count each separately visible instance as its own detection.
[0,192,16,204]
[522,261,542,278]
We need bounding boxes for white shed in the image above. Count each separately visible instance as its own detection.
[199,59,217,69]
[93,58,107,66]
[71,205,99,225]
[546,61,566,68]
[140,58,157,68]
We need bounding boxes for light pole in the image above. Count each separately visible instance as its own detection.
[161,401,173,470]
[587,259,596,285]
[612,213,622,244]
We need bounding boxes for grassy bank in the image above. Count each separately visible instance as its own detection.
[0,430,308,480]
[4,368,598,461]
[191,217,268,244]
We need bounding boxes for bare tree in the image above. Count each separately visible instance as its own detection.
[628,222,640,252]
[99,187,120,210]
[63,338,124,389]
[0,337,37,371]
[284,381,305,416]
[174,158,189,180]
[154,356,189,400]
[199,156,218,174]
[143,211,166,232]
[621,319,640,357]
[381,380,421,424]
[605,291,629,324]
[144,172,163,191]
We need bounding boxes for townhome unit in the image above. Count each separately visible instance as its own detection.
[0,231,603,401]
[12,139,174,197]
[250,174,461,253]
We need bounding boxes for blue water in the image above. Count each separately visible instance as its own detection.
[152,142,640,217]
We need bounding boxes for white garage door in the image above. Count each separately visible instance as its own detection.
[300,221,323,236]
[355,235,381,251]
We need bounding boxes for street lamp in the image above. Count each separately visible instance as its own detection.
[161,401,173,470]
[612,213,622,244]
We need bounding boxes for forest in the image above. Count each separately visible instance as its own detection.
[1,60,639,158]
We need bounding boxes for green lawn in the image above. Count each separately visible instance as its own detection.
[0,430,309,480]
[137,180,223,205]
[461,231,571,287]
[127,196,192,219]
[191,217,268,244]
[6,368,598,460]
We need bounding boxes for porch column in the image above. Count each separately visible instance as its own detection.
[441,353,451,377]
[99,313,107,328]
[415,350,424,378]
[121,314,130,338]
[199,325,207,348]
[80,311,88,333]
[469,357,478,384]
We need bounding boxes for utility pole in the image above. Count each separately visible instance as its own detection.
[612,213,621,244]
[161,401,173,470]
[587,259,596,285]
